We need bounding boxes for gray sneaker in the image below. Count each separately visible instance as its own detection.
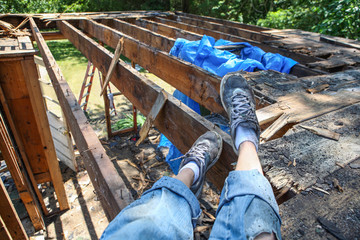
[178,131,223,198]
[220,71,260,153]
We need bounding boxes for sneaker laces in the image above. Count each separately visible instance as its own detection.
[231,93,256,125]
[169,142,208,165]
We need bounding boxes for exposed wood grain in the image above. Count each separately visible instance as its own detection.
[0,84,49,215]
[20,55,69,211]
[0,179,28,240]
[31,18,133,219]
[299,125,340,141]
[0,111,45,230]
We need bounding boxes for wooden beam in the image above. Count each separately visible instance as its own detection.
[79,19,226,116]
[57,20,238,190]
[152,17,322,65]
[100,37,123,96]
[41,31,65,41]
[30,17,133,220]
[174,12,270,32]
[167,14,279,42]
[0,179,28,240]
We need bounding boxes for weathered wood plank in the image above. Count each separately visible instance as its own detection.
[79,19,226,116]
[152,16,322,66]
[20,55,69,211]
[260,103,360,195]
[167,14,278,42]
[30,17,133,220]
[174,11,270,32]
[58,20,238,190]
[0,179,28,240]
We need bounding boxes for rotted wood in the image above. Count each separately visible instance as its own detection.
[166,14,279,42]
[174,12,270,32]
[260,102,360,198]
[30,17,133,220]
[152,16,322,66]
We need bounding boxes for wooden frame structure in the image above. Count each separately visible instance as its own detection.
[1,11,359,223]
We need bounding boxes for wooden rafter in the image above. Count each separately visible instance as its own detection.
[58,20,239,190]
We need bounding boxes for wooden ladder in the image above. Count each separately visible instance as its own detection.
[78,61,117,115]
[78,61,95,111]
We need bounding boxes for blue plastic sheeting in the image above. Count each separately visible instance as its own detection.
[159,35,297,174]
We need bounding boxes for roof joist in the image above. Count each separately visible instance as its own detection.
[57,20,238,191]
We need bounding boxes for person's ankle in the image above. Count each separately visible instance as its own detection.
[239,140,257,151]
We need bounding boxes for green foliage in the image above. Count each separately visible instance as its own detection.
[113,114,146,131]
[189,0,272,24]
[2,0,358,40]
[257,0,360,40]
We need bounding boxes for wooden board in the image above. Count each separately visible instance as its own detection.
[152,16,322,66]
[31,17,133,220]
[0,179,28,240]
[21,56,69,211]
[47,111,76,171]
[259,103,360,195]
[167,14,278,42]
[174,11,270,32]
[0,110,45,231]
[280,162,360,239]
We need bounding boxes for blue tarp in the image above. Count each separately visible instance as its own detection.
[159,35,298,174]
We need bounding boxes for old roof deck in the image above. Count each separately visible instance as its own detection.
[1,11,360,237]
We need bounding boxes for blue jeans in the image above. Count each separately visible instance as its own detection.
[101,170,281,240]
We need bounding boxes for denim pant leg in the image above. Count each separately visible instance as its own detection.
[100,176,201,240]
[210,170,282,240]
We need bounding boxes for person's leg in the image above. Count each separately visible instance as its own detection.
[100,131,223,240]
[210,72,281,240]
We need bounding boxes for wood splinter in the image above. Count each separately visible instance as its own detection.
[136,89,168,146]
[299,125,340,141]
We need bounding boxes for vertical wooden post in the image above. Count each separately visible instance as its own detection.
[0,169,29,240]
[131,60,137,133]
